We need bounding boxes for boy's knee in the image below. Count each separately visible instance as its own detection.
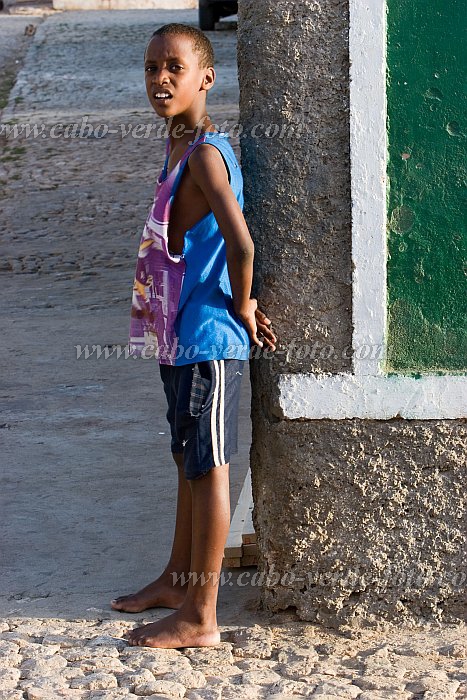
[189,462,229,481]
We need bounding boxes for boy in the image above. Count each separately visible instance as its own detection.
[111,23,276,649]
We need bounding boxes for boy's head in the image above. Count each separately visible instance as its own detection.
[144,24,215,119]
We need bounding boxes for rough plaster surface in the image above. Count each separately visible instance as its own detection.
[249,404,467,628]
[238,0,352,376]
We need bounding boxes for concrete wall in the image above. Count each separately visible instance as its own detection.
[238,0,466,630]
[238,1,352,377]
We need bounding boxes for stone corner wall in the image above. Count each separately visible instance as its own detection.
[238,0,467,630]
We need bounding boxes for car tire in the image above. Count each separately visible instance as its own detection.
[199,5,217,31]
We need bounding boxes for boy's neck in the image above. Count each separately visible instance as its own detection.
[166,111,216,150]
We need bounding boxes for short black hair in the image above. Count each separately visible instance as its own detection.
[147,23,215,69]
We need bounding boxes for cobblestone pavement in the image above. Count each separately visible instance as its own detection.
[0,616,466,699]
[0,8,466,700]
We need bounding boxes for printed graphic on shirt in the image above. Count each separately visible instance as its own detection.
[129,164,186,364]
[129,132,206,364]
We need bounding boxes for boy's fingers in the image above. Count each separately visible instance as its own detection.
[255,308,271,324]
[257,322,277,342]
[252,333,264,347]
[243,312,276,349]
[245,320,263,347]
[257,330,276,350]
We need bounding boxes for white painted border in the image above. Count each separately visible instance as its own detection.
[349,0,387,378]
[276,374,466,420]
[277,0,467,420]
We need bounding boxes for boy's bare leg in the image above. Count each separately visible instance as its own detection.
[125,461,230,648]
[111,452,191,612]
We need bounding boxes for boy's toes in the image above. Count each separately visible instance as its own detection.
[125,629,141,646]
[123,629,133,642]
[111,596,131,609]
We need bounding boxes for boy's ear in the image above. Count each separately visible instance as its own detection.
[201,67,216,92]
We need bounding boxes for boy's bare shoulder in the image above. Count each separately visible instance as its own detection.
[187,142,229,187]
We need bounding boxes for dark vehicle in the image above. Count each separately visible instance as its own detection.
[199,0,238,30]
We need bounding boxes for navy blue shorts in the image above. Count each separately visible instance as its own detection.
[159,359,245,480]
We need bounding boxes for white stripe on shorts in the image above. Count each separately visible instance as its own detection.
[219,360,225,464]
[210,360,225,467]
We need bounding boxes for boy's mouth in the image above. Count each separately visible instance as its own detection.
[153,91,173,102]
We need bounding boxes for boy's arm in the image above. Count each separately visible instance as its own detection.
[188,144,276,351]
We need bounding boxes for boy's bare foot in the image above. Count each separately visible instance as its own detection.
[111,573,188,613]
[124,608,220,648]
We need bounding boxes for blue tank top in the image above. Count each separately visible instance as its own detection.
[167,131,251,366]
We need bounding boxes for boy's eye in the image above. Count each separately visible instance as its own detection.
[144,65,183,73]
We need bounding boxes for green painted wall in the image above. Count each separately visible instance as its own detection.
[386,0,466,372]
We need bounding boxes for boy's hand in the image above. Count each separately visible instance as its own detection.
[235,298,277,351]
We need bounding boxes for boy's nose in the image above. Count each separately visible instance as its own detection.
[152,70,170,84]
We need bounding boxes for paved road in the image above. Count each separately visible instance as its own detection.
[0,9,255,622]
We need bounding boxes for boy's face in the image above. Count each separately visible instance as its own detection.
[144,34,215,118]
